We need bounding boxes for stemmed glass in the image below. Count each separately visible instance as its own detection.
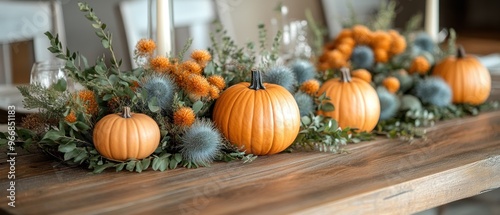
[30,61,73,91]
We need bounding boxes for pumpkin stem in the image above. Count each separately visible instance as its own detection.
[122,107,132,118]
[249,69,266,90]
[340,67,352,83]
[457,45,466,58]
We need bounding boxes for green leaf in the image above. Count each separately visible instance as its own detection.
[93,163,114,174]
[135,161,143,173]
[58,143,76,153]
[174,153,182,162]
[321,102,335,112]
[126,160,136,171]
[64,150,79,161]
[43,130,61,141]
[301,116,311,125]
[92,23,101,29]
[53,78,67,92]
[116,163,126,172]
[141,158,151,170]
[102,94,114,101]
[148,97,161,113]
[192,101,204,114]
[101,39,110,49]
[75,121,90,131]
[109,74,119,85]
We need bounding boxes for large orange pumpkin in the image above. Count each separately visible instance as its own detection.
[317,67,380,131]
[93,107,160,161]
[432,46,491,105]
[212,70,301,155]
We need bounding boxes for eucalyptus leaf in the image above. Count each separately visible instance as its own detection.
[192,101,204,114]
[148,97,161,113]
[58,143,76,153]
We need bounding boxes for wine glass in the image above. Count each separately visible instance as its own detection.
[30,61,73,91]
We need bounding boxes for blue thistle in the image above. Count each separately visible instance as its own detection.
[141,74,176,112]
[289,60,317,85]
[414,77,452,107]
[350,45,375,69]
[262,65,296,92]
[294,92,314,117]
[413,32,436,53]
[180,119,221,166]
[377,87,400,121]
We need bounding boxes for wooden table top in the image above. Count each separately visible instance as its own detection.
[1,76,500,215]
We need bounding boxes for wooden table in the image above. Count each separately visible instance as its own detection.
[1,78,500,215]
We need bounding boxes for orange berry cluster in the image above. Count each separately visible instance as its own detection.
[318,25,407,71]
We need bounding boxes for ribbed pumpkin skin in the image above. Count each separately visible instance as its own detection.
[212,80,301,155]
[317,70,380,132]
[432,48,491,105]
[93,108,160,161]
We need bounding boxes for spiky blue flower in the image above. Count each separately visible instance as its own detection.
[351,45,375,69]
[180,119,221,166]
[413,32,436,53]
[377,87,400,121]
[289,60,317,85]
[294,92,314,117]
[414,77,452,107]
[262,65,296,92]
[141,74,176,112]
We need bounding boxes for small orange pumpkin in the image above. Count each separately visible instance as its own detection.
[351,69,372,83]
[212,70,301,155]
[93,107,160,161]
[317,68,380,131]
[382,76,400,93]
[432,46,491,105]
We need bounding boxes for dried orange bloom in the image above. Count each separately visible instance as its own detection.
[181,60,202,75]
[65,111,77,123]
[409,56,430,75]
[150,56,170,73]
[352,25,373,45]
[207,75,225,90]
[336,43,353,57]
[300,79,320,95]
[135,39,156,56]
[173,107,196,127]
[317,62,330,72]
[185,74,210,99]
[324,50,347,69]
[208,85,220,100]
[388,30,407,55]
[374,48,389,63]
[371,31,392,51]
[78,89,98,115]
[130,81,140,91]
[191,50,211,67]
[337,37,356,47]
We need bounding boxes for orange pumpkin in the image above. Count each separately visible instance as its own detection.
[432,46,491,105]
[212,70,301,155]
[351,69,372,83]
[317,68,380,131]
[382,76,400,93]
[93,107,160,161]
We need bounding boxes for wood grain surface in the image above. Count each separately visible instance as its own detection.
[1,78,500,215]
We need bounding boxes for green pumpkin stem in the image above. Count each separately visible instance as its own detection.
[122,107,132,118]
[249,69,266,90]
[340,67,352,82]
[457,45,466,58]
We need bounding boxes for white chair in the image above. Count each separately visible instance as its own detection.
[120,0,216,68]
[0,0,66,85]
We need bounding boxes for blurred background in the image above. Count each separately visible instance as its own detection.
[2,0,500,85]
[0,1,499,213]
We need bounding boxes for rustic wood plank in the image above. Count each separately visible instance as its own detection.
[1,110,499,215]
